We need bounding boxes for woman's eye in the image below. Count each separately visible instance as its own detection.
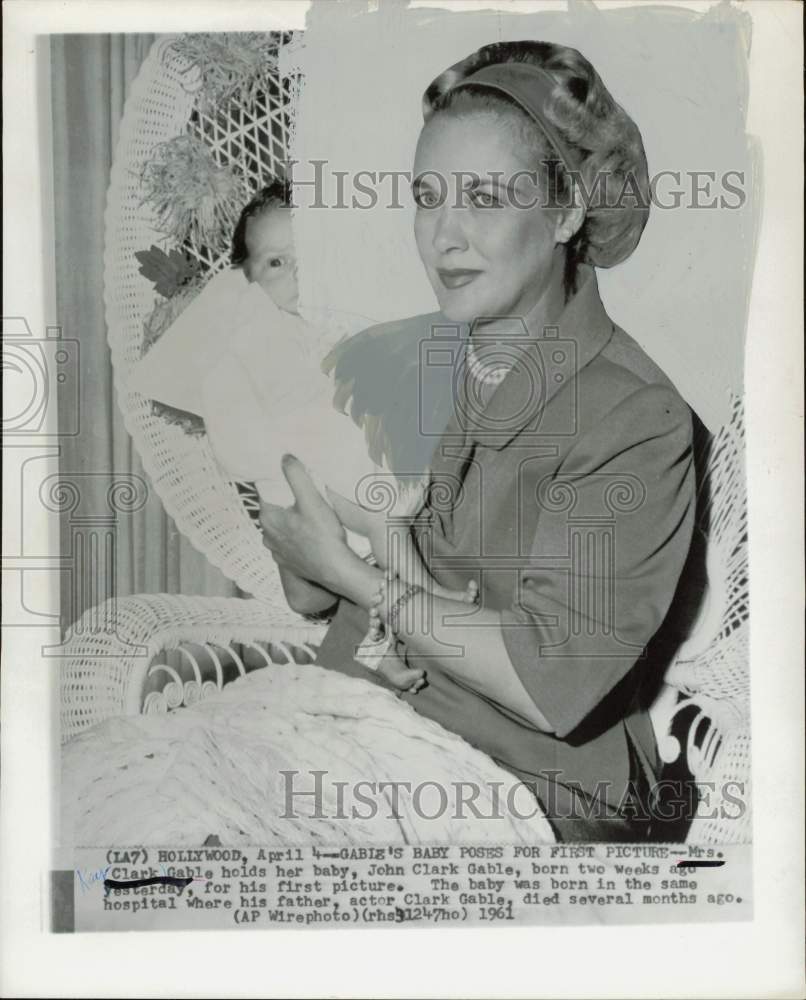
[414,189,441,209]
[268,257,284,269]
[469,189,500,208]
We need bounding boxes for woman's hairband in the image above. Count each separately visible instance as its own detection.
[425,62,582,177]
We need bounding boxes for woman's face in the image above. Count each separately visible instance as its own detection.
[244,207,299,314]
[413,113,562,323]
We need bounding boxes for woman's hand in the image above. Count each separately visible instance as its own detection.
[259,454,345,578]
[324,486,371,537]
[370,570,554,732]
[369,572,409,629]
[259,455,380,606]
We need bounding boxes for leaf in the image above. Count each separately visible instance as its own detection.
[151,401,206,437]
[135,245,200,298]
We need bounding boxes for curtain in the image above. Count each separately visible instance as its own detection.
[50,34,237,633]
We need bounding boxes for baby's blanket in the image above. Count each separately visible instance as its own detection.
[62,661,555,846]
[129,267,381,505]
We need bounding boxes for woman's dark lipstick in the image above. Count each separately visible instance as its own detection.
[437,267,482,289]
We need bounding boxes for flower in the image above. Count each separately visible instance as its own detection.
[139,134,246,250]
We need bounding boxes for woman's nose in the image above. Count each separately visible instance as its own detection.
[432,204,468,254]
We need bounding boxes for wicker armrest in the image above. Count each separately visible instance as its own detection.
[60,593,327,742]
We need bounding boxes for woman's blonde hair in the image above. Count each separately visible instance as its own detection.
[424,41,650,277]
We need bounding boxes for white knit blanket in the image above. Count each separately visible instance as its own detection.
[62,663,555,846]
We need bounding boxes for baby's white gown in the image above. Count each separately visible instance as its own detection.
[131,267,419,550]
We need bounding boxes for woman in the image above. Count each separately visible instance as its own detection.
[260,40,697,841]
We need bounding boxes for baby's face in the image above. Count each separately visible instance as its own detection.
[244,207,299,314]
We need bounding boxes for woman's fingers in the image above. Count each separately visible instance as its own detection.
[391,666,423,688]
[325,487,369,534]
[281,454,347,541]
[258,501,292,543]
[368,604,384,640]
[406,671,427,694]
[281,454,327,516]
[259,501,319,576]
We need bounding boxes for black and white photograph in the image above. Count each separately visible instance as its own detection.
[2,0,803,997]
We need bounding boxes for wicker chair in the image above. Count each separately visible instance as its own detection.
[102,34,296,605]
[61,35,750,845]
[650,395,750,843]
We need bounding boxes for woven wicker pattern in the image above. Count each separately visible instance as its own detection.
[63,662,556,846]
[60,593,326,743]
[104,35,297,602]
[669,394,748,693]
[661,397,750,843]
[183,75,297,270]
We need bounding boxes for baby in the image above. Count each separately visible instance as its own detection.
[131,182,476,693]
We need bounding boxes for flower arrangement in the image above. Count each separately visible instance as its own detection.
[139,134,247,251]
[168,32,288,111]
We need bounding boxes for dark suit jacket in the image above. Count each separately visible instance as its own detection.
[317,266,696,831]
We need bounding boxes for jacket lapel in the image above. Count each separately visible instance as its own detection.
[468,266,615,450]
[420,266,614,537]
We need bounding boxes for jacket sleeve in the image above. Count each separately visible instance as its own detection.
[500,383,696,739]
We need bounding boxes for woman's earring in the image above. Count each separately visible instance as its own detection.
[556,203,585,245]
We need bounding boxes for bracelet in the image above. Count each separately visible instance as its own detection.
[388,583,422,636]
[301,603,338,626]
[355,628,393,672]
